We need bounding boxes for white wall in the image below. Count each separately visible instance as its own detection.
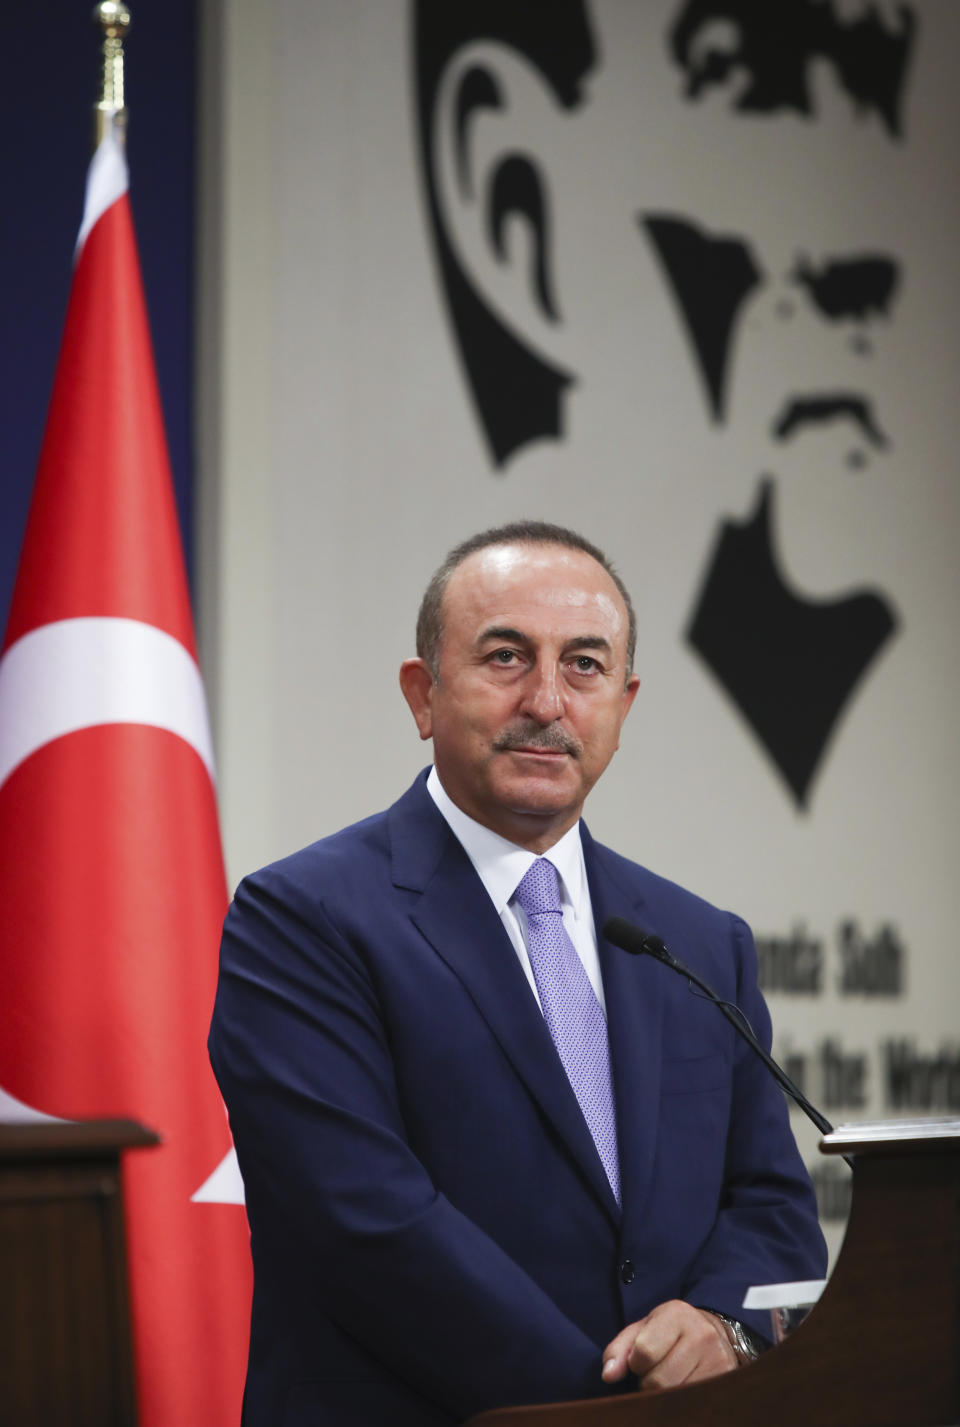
[197,0,960,1261]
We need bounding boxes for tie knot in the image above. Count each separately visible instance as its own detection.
[513,858,563,918]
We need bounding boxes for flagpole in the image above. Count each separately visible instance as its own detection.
[93,0,131,148]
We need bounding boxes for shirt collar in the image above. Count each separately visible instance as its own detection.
[427,765,585,914]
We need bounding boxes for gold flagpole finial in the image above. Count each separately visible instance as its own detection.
[93,2,132,148]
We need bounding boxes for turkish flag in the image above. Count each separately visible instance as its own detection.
[0,133,250,1424]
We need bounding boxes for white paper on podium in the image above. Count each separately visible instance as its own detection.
[743,1279,827,1311]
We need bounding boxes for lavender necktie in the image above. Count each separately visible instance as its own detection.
[513,859,620,1205]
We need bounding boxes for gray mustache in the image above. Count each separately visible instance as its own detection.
[493,723,582,757]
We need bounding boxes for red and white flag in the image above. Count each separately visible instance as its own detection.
[0,131,250,1424]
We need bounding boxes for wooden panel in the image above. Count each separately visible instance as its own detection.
[0,1121,157,1427]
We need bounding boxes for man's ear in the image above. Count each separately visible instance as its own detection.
[430,41,571,368]
[620,674,641,732]
[399,658,435,741]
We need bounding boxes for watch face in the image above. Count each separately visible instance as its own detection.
[733,1322,763,1361]
[713,1312,760,1361]
[703,1309,763,1361]
[734,1327,758,1360]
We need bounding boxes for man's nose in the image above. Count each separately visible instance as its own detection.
[519,664,564,724]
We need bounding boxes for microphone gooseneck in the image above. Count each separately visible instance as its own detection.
[603,915,851,1164]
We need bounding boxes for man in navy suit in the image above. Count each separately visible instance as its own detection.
[209,521,826,1425]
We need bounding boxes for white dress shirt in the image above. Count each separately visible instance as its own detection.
[426,766,607,1015]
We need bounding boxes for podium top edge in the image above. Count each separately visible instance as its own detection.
[0,1117,160,1157]
[820,1115,960,1155]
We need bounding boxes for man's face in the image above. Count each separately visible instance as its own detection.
[401,542,639,850]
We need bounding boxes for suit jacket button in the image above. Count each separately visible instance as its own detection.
[619,1258,635,1284]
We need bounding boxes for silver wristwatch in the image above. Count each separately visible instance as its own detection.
[706,1311,764,1364]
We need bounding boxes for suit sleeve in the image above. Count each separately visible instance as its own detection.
[209,866,614,1420]
[678,914,828,1340]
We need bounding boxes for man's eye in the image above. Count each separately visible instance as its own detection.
[491,649,520,664]
[569,655,601,674]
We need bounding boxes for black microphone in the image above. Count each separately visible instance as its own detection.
[603,915,850,1161]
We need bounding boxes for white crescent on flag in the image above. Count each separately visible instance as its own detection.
[0,1086,61,1123]
[0,616,215,789]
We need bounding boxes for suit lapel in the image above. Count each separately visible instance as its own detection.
[389,776,620,1223]
[583,827,665,1226]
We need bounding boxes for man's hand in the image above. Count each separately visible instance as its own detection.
[601,1300,739,1391]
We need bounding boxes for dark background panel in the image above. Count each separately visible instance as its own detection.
[0,1,196,629]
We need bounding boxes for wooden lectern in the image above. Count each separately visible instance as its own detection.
[469,1119,960,1427]
[0,1118,158,1427]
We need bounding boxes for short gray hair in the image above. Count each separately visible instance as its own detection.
[416,520,637,679]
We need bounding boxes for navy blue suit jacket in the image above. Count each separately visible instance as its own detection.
[209,772,825,1426]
